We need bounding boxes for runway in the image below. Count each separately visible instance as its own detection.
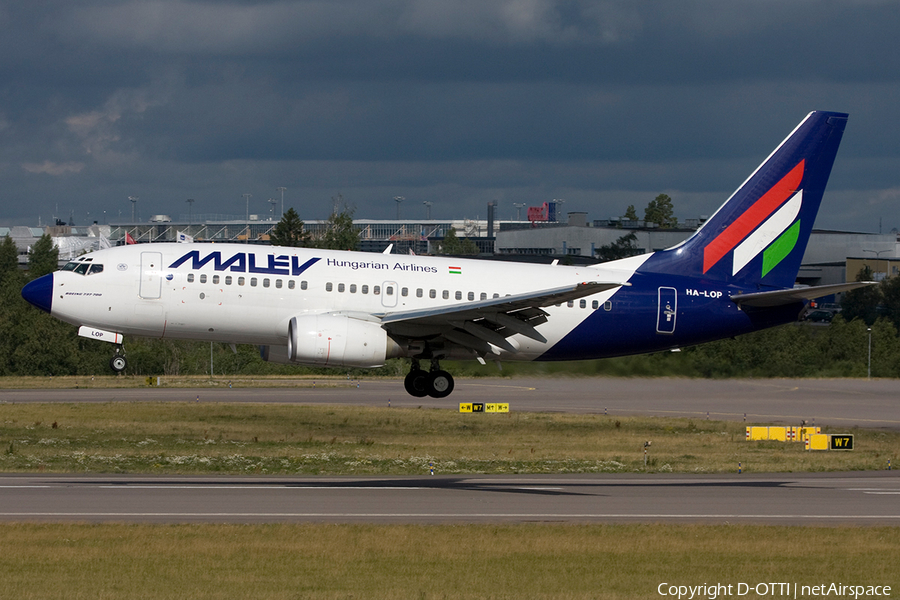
[3,376,900,429]
[3,377,899,525]
[1,472,898,525]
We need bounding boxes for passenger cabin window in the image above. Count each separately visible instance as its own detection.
[455,291,462,300]
[263,279,270,288]
[580,299,586,309]
[429,289,436,299]
[401,287,408,297]
[212,275,220,284]
[350,284,357,293]
[374,286,381,295]
[225,276,233,285]
[362,285,369,294]
[300,281,307,290]
[326,282,333,292]
[386,286,394,296]
[592,300,599,310]
[187,274,195,283]
[468,292,474,301]
[442,290,449,300]
[287,280,294,289]
[416,288,423,298]
[480,293,487,300]
[338,283,345,293]
[238,277,245,286]
[276,279,282,289]
[250,277,258,287]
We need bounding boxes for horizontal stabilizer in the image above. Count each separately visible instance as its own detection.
[731,282,877,308]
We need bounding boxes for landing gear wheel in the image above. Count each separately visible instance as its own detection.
[404,369,429,397]
[109,355,127,373]
[427,370,454,398]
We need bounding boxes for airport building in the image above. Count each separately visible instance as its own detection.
[4,206,899,293]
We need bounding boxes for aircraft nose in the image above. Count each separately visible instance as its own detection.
[21,273,53,314]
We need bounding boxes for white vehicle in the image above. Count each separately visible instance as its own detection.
[22,112,868,397]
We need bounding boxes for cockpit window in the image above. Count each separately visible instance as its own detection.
[64,261,104,275]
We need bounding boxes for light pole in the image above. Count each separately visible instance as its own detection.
[128,196,138,222]
[268,198,277,220]
[423,201,433,220]
[863,248,892,279]
[513,203,526,221]
[276,187,286,218]
[186,198,194,224]
[868,326,872,380]
[243,193,252,243]
[394,196,404,220]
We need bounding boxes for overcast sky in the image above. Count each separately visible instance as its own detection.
[1,1,898,232]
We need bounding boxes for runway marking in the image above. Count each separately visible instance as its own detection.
[597,408,900,425]
[0,513,898,520]
[93,485,428,490]
[2,484,561,491]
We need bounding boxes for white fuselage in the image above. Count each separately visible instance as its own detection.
[49,243,649,362]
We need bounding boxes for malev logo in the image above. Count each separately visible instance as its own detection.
[169,250,320,276]
[703,160,804,277]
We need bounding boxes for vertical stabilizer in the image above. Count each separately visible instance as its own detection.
[643,111,848,290]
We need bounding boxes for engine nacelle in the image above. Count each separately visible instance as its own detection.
[263,314,399,368]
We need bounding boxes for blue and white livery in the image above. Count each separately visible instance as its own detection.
[22,111,868,397]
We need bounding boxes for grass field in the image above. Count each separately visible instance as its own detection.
[1,402,897,475]
[2,523,897,599]
[3,387,898,598]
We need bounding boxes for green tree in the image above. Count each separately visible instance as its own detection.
[268,208,310,247]
[317,208,360,251]
[595,232,641,262]
[841,266,882,325]
[27,234,58,279]
[0,235,22,287]
[644,194,677,228]
[622,205,638,221]
[878,274,900,332]
[438,227,478,255]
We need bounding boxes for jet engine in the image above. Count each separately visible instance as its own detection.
[261,314,400,368]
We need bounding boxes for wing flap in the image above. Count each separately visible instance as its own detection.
[378,281,626,357]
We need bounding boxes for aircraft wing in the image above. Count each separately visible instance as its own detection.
[730,281,877,308]
[376,281,627,356]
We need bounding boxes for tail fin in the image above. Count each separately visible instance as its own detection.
[645,111,848,290]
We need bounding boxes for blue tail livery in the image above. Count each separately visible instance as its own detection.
[22,111,872,397]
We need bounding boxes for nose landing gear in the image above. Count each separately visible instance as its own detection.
[404,359,454,398]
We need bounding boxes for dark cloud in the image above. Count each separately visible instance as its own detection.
[0,0,898,230]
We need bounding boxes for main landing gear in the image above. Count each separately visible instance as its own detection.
[404,359,454,398]
[109,346,127,373]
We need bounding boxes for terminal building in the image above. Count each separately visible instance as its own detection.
[4,203,899,295]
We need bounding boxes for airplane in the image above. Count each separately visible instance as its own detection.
[22,111,870,398]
